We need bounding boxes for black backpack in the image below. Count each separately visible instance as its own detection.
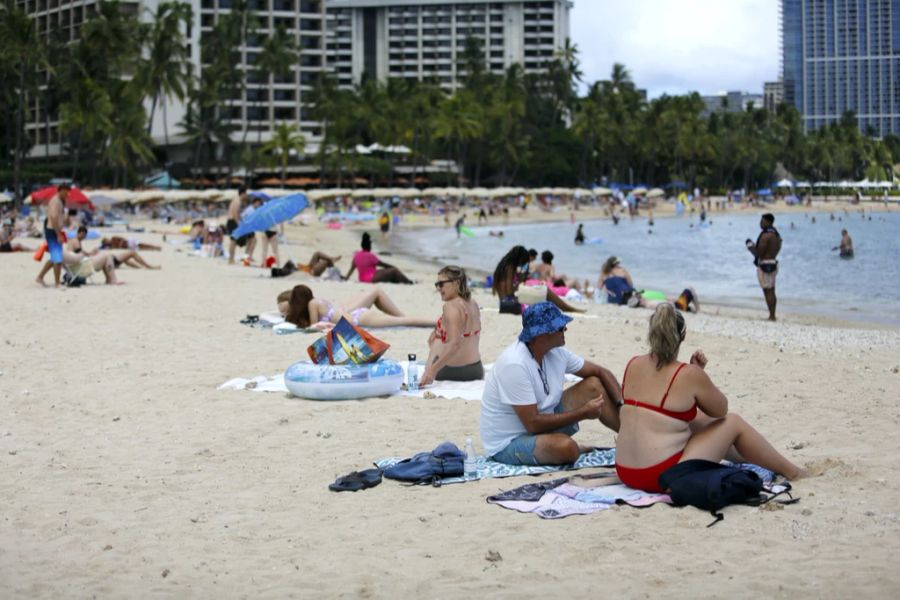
[659,459,797,527]
[383,442,465,487]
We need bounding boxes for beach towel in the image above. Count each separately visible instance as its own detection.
[374,447,616,485]
[486,462,782,520]
[487,478,673,519]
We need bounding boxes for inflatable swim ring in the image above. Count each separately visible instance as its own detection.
[284,359,403,400]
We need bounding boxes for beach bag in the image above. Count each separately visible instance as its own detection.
[659,459,793,527]
[517,284,547,305]
[383,442,465,486]
[307,316,389,366]
[499,295,522,315]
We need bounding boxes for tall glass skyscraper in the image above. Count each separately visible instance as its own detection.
[782,0,900,137]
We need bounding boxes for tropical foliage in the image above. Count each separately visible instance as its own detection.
[2,1,899,205]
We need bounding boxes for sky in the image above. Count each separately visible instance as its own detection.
[569,0,779,98]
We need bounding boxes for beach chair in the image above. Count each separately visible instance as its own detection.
[62,257,94,287]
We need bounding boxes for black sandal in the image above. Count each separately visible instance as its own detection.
[328,468,383,492]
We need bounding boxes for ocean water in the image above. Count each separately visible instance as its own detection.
[393,210,900,326]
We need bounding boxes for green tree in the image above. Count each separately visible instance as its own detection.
[137,1,193,155]
[260,122,306,187]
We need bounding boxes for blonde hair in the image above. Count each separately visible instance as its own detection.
[648,303,685,369]
[439,265,471,300]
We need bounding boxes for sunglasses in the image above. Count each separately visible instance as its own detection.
[434,279,455,289]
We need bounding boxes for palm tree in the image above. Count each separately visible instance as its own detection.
[59,75,113,181]
[2,7,49,207]
[433,91,483,186]
[254,25,297,157]
[260,123,306,187]
[138,2,193,155]
[103,83,154,186]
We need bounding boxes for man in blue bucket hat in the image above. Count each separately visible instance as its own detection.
[480,302,623,466]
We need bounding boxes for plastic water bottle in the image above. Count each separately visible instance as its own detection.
[407,354,418,391]
[464,438,477,479]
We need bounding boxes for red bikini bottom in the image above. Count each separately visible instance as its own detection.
[616,451,683,493]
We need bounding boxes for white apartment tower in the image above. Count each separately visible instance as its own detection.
[326,0,573,90]
[19,0,328,157]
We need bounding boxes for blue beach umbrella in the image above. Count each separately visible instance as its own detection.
[232,193,308,238]
[756,188,772,196]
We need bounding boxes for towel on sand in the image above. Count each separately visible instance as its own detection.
[487,477,672,519]
[374,447,616,485]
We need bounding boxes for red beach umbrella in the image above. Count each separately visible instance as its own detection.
[28,185,95,210]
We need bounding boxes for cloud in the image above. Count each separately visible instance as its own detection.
[570,0,779,97]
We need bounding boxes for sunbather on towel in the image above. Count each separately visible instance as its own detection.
[279,284,433,330]
[480,302,623,466]
[614,303,807,493]
[420,266,484,385]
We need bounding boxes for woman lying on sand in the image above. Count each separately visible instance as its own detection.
[278,285,433,330]
[420,266,483,385]
[614,303,807,492]
[492,245,582,315]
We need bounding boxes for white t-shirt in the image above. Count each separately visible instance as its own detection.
[480,340,585,457]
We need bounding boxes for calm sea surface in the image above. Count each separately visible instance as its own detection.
[393,209,900,326]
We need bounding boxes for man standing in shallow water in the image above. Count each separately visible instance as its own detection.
[746,213,782,321]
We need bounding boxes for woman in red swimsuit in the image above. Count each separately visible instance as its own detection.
[615,303,807,492]
[420,266,484,385]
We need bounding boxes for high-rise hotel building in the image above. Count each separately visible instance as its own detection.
[19,0,571,157]
[19,0,328,157]
[781,0,900,136]
[326,0,573,90]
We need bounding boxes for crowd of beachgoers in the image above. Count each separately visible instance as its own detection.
[4,182,900,598]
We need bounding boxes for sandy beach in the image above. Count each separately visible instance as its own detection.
[2,205,900,598]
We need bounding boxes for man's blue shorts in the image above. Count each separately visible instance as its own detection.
[491,403,579,466]
[44,226,63,265]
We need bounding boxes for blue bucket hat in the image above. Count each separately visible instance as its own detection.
[519,302,573,343]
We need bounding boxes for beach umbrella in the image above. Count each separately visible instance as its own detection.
[631,186,648,195]
[0,191,12,203]
[665,181,688,189]
[757,188,772,196]
[28,185,94,209]
[774,178,794,188]
[646,188,665,199]
[592,187,613,196]
[231,193,309,238]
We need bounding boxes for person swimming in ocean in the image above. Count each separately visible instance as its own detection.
[833,229,854,259]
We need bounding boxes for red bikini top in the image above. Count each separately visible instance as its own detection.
[435,312,480,344]
[621,357,697,422]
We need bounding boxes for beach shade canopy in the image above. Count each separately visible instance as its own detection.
[592,187,613,196]
[232,193,309,238]
[757,188,772,196]
[646,188,665,199]
[665,181,689,189]
[144,171,181,189]
[0,191,12,203]
[631,186,648,195]
[774,178,794,188]
[28,185,94,210]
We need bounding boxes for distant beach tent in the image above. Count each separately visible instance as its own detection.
[232,193,309,238]
[27,185,95,210]
[774,178,795,188]
[757,188,773,196]
[144,172,181,189]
